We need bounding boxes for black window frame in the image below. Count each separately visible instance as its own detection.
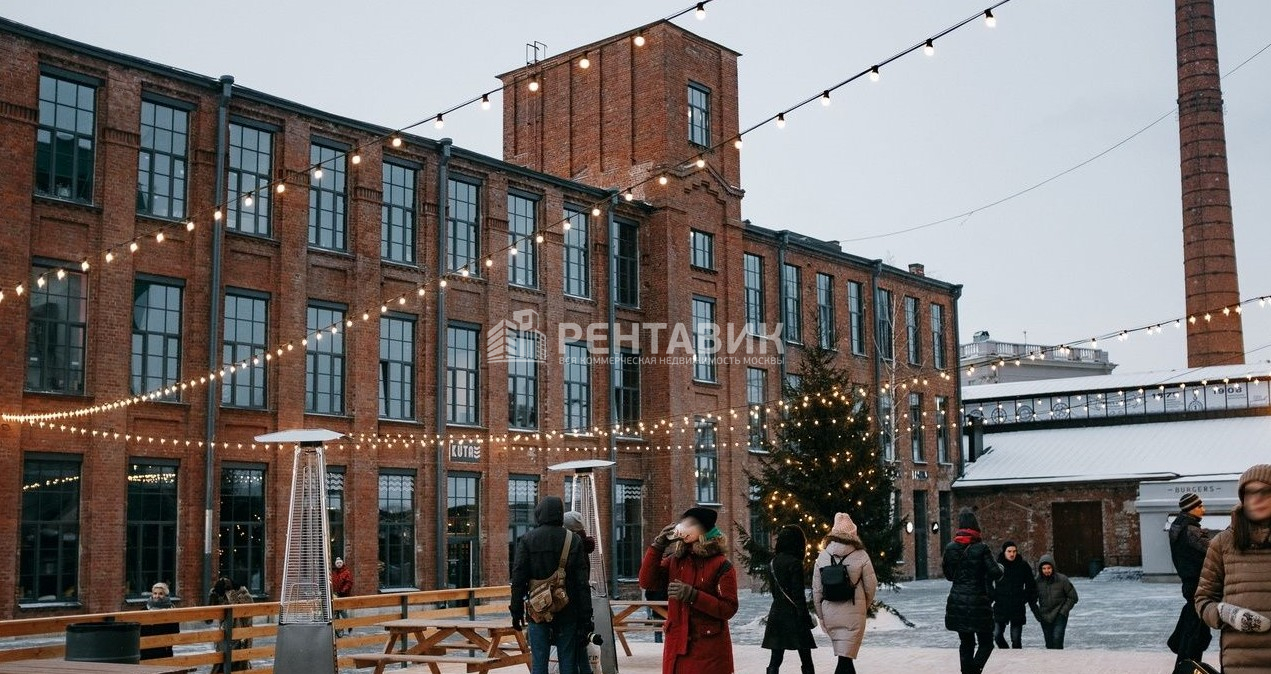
[222,290,268,409]
[564,341,592,432]
[35,71,97,204]
[691,295,717,383]
[131,276,184,399]
[931,303,947,369]
[507,190,539,289]
[563,206,590,298]
[935,396,951,465]
[506,330,539,431]
[327,467,345,560]
[910,392,925,464]
[447,177,481,274]
[905,295,922,365]
[446,473,481,590]
[446,323,480,425]
[218,464,266,595]
[615,348,641,428]
[747,367,768,452]
[378,470,416,589]
[226,121,273,237]
[876,288,895,362]
[743,253,764,335]
[19,454,82,604]
[126,460,178,598]
[817,272,836,350]
[687,82,711,147]
[137,98,189,220]
[848,280,866,356]
[379,313,416,421]
[614,219,639,308]
[690,229,715,270]
[308,140,348,251]
[507,476,539,565]
[782,264,802,344]
[305,302,346,415]
[880,393,895,462]
[26,262,87,395]
[694,419,719,504]
[614,480,644,580]
[381,160,417,264]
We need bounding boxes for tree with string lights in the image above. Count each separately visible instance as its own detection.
[738,339,904,588]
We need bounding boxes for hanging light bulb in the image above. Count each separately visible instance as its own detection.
[984,9,996,27]
[434,114,445,130]
[185,220,195,231]
[214,209,223,221]
[155,231,165,243]
[591,207,601,217]
[776,113,786,129]
[15,283,23,296]
[105,251,114,263]
[56,268,66,280]
[633,32,646,47]
[36,276,45,288]
[695,157,706,168]
[528,75,540,92]
[485,258,493,268]
[821,90,831,106]
[243,193,253,207]
[313,167,324,180]
[275,183,285,194]
[695,2,706,20]
[624,191,634,201]
[869,66,881,82]
[351,152,362,165]
[579,53,590,69]
[923,39,935,56]
[733,138,743,150]
[658,175,668,186]
[417,287,426,297]
[480,94,491,110]
[391,136,403,147]
[535,233,545,244]
[80,259,90,272]
[129,241,139,253]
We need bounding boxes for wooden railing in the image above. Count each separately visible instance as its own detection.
[0,586,512,673]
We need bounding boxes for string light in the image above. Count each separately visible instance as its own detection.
[350,152,362,165]
[776,113,786,129]
[633,32,646,47]
[924,39,935,56]
[104,251,114,263]
[480,94,491,110]
[129,242,139,253]
[695,157,706,169]
[658,175,669,185]
[186,220,195,232]
[579,53,590,69]
[733,138,743,150]
[869,66,881,82]
[695,2,706,20]
[275,183,286,194]
[154,231,164,243]
[213,209,223,221]
[313,167,324,180]
[821,90,831,106]
[243,194,253,207]
[391,136,403,147]
[591,207,601,217]
[434,114,445,130]
[528,75,540,92]
[984,9,996,27]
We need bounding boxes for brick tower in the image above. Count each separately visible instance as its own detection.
[1176,0,1244,366]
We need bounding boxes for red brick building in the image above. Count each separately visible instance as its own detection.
[0,17,961,618]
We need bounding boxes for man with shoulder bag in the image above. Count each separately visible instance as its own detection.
[511,496,593,674]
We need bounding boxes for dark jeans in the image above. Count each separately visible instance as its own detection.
[1040,614,1068,649]
[958,630,994,674]
[1169,585,1211,663]
[527,620,578,674]
[768,647,814,672]
[993,616,1024,648]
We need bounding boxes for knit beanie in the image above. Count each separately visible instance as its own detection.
[682,507,719,532]
[830,512,858,538]
[562,511,585,533]
[1178,492,1203,513]
[1238,464,1271,499]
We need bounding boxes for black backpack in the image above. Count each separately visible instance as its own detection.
[819,554,857,603]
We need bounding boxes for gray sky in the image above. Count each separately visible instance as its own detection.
[6,0,1269,373]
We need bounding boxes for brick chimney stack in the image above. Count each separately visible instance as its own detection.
[1176,0,1244,366]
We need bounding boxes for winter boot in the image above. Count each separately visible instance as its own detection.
[802,665,816,674]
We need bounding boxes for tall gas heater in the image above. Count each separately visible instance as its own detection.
[255,429,343,674]
[549,459,619,674]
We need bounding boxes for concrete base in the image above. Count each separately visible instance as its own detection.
[274,623,336,674]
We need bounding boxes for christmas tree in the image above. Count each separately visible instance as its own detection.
[739,340,904,587]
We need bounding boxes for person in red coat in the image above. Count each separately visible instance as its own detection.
[330,557,354,637]
[639,507,739,674]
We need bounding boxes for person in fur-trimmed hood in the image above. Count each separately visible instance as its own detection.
[639,507,738,674]
[812,512,877,674]
[1195,463,1271,674]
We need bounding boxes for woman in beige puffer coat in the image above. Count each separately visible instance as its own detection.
[1195,463,1271,674]
[812,513,877,674]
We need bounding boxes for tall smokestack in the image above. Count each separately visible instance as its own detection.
[1176,0,1244,367]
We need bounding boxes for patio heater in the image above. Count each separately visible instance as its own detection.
[549,459,619,674]
[254,429,343,674]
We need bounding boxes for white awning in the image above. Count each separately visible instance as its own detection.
[954,415,1271,489]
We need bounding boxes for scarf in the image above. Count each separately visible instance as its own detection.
[146,596,174,610]
[953,527,982,545]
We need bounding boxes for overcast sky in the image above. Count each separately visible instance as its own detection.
[5,0,1269,374]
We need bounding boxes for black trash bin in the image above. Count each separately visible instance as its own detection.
[66,617,141,664]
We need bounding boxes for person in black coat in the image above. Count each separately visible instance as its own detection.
[944,509,1003,674]
[762,525,817,674]
[510,496,594,674]
[1167,492,1214,664]
[992,541,1037,649]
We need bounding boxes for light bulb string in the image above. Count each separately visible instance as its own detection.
[0,0,719,301]
[838,34,1271,244]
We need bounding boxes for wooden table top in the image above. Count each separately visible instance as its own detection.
[378,618,514,631]
[0,660,192,674]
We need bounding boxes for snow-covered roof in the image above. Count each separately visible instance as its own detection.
[953,415,1271,489]
[963,363,1271,402]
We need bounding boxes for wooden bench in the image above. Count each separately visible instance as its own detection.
[350,652,497,674]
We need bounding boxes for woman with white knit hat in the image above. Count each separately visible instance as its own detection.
[812,512,876,674]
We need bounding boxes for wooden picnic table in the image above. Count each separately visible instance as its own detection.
[350,618,530,674]
[609,600,669,657]
[0,660,192,674]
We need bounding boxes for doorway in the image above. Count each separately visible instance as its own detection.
[1051,501,1103,577]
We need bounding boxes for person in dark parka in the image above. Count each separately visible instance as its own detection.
[944,509,1003,674]
[992,541,1037,649]
[1031,554,1078,649]
[762,524,816,674]
[1167,492,1214,664]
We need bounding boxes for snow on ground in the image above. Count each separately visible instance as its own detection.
[627,572,1188,651]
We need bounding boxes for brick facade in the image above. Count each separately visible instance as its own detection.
[0,18,961,618]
